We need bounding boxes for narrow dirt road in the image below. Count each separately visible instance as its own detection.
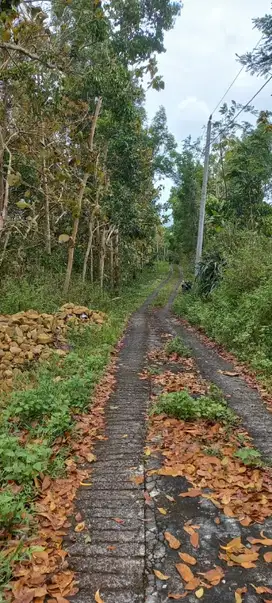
[66,275,272,603]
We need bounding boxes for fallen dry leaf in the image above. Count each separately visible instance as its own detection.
[218,370,239,377]
[112,518,125,525]
[74,522,85,533]
[264,552,272,563]
[166,494,175,502]
[131,475,144,485]
[199,567,224,586]
[184,578,201,591]
[168,595,188,600]
[175,563,195,583]
[154,570,169,581]
[178,553,196,566]
[251,586,272,594]
[94,590,104,603]
[86,453,96,463]
[195,588,204,599]
[179,488,202,498]
[158,507,167,515]
[164,531,181,550]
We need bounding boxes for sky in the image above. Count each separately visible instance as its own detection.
[146,0,272,202]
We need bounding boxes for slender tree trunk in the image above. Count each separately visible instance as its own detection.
[82,218,94,283]
[0,147,11,234]
[63,172,89,295]
[63,96,102,295]
[110,235,114,289]
[100,226,106,291]
[41,123,51,254]
[113,229,120,291]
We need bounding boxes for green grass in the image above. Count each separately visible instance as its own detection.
[151,389,236,424]
[0,261,169,592]
[165,336,191,358]
[151,265,180,308]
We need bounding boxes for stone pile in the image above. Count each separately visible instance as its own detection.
[0,303,105,391]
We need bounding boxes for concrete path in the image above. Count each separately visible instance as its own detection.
[65,276,272,603]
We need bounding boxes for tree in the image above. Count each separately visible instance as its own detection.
[170,139,202,259]
[240,9,272,75]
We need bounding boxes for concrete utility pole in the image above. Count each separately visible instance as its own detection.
[195,114,212,275]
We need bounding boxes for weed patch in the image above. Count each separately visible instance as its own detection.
[152,390,236,424]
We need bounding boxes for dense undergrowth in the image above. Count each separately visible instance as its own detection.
[0,261,168,591]
[173,232,272,390]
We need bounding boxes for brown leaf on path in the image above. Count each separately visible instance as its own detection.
[75,513,82,523]
[184,578,201,591]
[131,475,144,485]
[214,517,220,525]
[251,586,272,594]
[154,570,169,581]
[164,531,181,550]
[74,522,85,532]
[248,532,272,546]
[221,537,243,554]
[264,552,272,562]
[235,592,242,603]
[112,518,125,524]
[229,552,259,565]
[199,567,224,586]
[168,594,188,600]
[94,590,104,603]
[178,553,196,565]
[220,370,240,377]
[86,453,96,463]
[175,563,195,583]
[179,489,202,498]
[190,531,199,548]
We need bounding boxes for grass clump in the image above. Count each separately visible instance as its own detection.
[152,390,236,424]
[165,336,191,358]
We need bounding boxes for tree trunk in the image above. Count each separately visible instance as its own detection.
[0,147,11,235]
[63,172,89,296]
[63,96,102,295]
[41,123,51,254]
[82,218,94,283]
[110,235,114,289]
[99,225,106,291]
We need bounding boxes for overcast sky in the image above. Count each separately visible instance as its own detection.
[146,0,272,202]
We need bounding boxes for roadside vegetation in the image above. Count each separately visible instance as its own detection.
[167,11,272,391]
[0,262,168,595]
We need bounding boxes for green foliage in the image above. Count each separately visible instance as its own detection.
[196,251,226,297]
[0,489,29,532]
[235,447,262,467]
[152,390,236,424]
[0,435,51,485]
[165,336,191,358]
[170,138,203,260]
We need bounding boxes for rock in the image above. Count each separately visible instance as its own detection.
[37,333,53,344]
[10,346,21,355]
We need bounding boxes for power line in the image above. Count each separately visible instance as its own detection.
[209,73,272,149]
[211,36,263,116]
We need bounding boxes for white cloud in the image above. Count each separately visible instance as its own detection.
[178,96,210,120]
[145,0,272,202]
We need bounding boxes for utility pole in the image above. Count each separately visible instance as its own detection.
[195,114,212,275]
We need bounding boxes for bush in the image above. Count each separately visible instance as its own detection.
[0,489,29,532]
[152,390,236,424]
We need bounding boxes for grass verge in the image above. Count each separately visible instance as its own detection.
[0,261,169,593]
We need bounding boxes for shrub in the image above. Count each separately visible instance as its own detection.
[0,489,29,532]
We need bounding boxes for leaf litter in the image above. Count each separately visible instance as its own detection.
[2,353,117,602]
[146,341,272,601]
